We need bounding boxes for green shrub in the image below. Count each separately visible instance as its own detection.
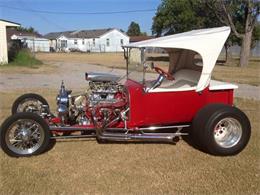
[9,49,42,67]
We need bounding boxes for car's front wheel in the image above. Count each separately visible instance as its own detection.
[11,93,49,115]
[0,113,50,157]
[192,104,251,156]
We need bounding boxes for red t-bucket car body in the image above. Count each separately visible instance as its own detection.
[0,26,251,157]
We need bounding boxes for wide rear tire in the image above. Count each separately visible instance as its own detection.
[192,104,251,156]
[0,112,50,157]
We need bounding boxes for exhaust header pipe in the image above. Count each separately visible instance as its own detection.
[50,124,189,142]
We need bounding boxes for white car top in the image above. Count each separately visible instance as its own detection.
[124,26,231,92]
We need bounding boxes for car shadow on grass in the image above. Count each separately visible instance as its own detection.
[43,139,57,154]
[181,126,206,154]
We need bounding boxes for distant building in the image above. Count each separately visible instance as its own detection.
[7,28,50,52]
[44,28,129,52]
[0,19,20,64]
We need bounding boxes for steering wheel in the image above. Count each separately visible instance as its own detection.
[154,66,174,80]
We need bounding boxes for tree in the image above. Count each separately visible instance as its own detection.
[152,0,260,67]
[252,22,260,48]
[127,22,141,36]
[152,0,221,36]
[17,26,38,34]
[207,0,260,67]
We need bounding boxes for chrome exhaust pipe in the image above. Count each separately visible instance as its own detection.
[49,126,126,132]
[50,124,189,142]
[98,132,187,143]
[97,124,189,142]
[51,134,96,139]
[50,126,96,131]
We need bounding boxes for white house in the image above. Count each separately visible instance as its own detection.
[0,19,20,64]
[8,29,50,52]
[44,28,129,52]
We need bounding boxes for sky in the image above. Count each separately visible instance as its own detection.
[0,0,161,35]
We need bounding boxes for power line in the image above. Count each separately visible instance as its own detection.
[0,4,156,15]
[17,0,67,31]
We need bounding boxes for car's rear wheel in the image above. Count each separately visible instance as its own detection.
[192,104,251,156]
[12,93,49,115]
[0,113,50,157]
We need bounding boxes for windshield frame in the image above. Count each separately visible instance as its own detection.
[123,47,146,84]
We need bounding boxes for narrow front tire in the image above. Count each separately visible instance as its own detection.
[0,113,50,157]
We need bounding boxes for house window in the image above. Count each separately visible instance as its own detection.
[93,38,95,46]
[106,38,110,47]
[82,39,85,45]
[120,39,124,45]
[61,40,67,48]
[74,39,78,45]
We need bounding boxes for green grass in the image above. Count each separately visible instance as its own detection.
[2,49,43,68]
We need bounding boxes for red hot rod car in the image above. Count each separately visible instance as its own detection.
[0,26,251,157]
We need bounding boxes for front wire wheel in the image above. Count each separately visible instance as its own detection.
[12,93,49,115]
[0,113,50,157]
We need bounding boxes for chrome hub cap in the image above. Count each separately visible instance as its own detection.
[5,119,44,155]
[20,128,31,142]
[214,117,242,148]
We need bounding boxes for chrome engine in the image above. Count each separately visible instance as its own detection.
[56,73,128,128]
[88,81,125,105]
[86,79,128,129]
[85,73,128,129]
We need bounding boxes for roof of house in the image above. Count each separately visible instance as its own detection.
[0,19,20,26]
[44,31,74,39]
[130,36,154,43]
[6,28,42,41]
[44,28,127,39]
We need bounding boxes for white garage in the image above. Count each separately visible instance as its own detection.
[0,19,20,64]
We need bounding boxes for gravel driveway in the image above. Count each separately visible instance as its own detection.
[0,62,259,100]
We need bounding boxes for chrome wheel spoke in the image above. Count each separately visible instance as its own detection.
[12,141,23,146]
[30,126,40,135]
[9,139,23,143]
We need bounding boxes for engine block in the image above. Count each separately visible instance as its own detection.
[86,80,128,128]
[88,81,125,105]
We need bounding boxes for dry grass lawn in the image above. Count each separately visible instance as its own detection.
[0,89,259,194]
[213,58,260,86]
[0,63,57,75]
[36,52,125,68]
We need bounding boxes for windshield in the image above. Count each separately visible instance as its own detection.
[126,48,170,83]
